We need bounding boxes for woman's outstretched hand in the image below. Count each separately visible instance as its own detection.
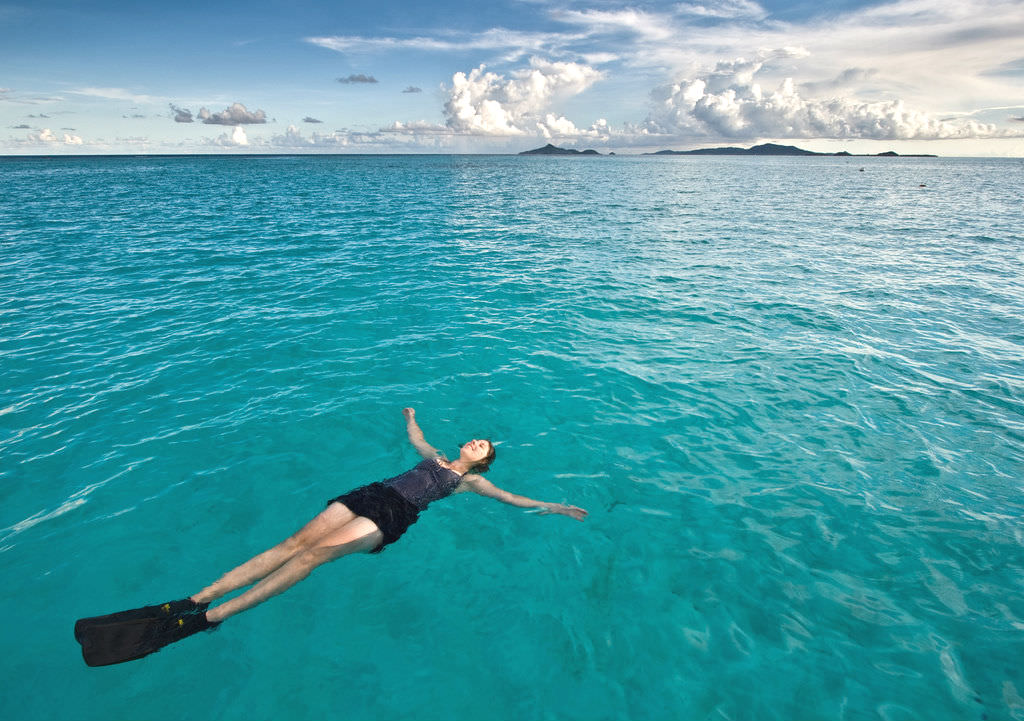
[541,504,589,521]
[402,407,415,421]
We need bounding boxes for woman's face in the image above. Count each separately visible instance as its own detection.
[460,439,492,463]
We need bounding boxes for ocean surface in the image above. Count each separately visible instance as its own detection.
[1,154,1022,721]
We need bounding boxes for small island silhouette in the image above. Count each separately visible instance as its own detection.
[519,143,602,155]
[519,142,936,157]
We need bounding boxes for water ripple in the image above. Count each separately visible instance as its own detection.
[2,155,1023,721]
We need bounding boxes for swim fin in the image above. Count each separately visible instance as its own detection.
[73,598,205,643]
[74,600,217,667]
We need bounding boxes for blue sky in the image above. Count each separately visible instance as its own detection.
[2,0,1023,154]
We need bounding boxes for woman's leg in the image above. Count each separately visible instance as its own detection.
[191,502,360,605]
[206,515,384,624]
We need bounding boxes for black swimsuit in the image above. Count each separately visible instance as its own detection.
[327,459,462,552]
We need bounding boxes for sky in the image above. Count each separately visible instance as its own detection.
[2,0,1023,155]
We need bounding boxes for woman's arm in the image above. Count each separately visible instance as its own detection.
[402,408,441,460]
[459,474,588,521]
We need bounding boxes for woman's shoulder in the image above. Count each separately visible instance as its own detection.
[453,472,481,494]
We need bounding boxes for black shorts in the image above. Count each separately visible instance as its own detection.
[327,482,420,552]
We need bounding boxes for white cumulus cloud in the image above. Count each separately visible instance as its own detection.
[443,58,602,135]
[206,126,250,146]
[645,55,1012,140]
[25,127,83,145]
[537,115,611,140]
[383,120,449,134]
[270,125,312,147]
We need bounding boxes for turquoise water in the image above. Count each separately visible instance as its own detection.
[1,154,1022,720]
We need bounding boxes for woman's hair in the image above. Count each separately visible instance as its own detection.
[469,440,497,474]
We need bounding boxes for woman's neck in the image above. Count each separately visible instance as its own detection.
[443,457,472,475]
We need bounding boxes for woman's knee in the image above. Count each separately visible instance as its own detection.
[279,535,308,556]
[280,517,383,568]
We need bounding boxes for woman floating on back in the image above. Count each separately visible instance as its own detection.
[74,408,588,666]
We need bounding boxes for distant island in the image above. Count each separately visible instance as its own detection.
[518,142,936,157]
[519,144,602,155]
[643,143,937,157]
